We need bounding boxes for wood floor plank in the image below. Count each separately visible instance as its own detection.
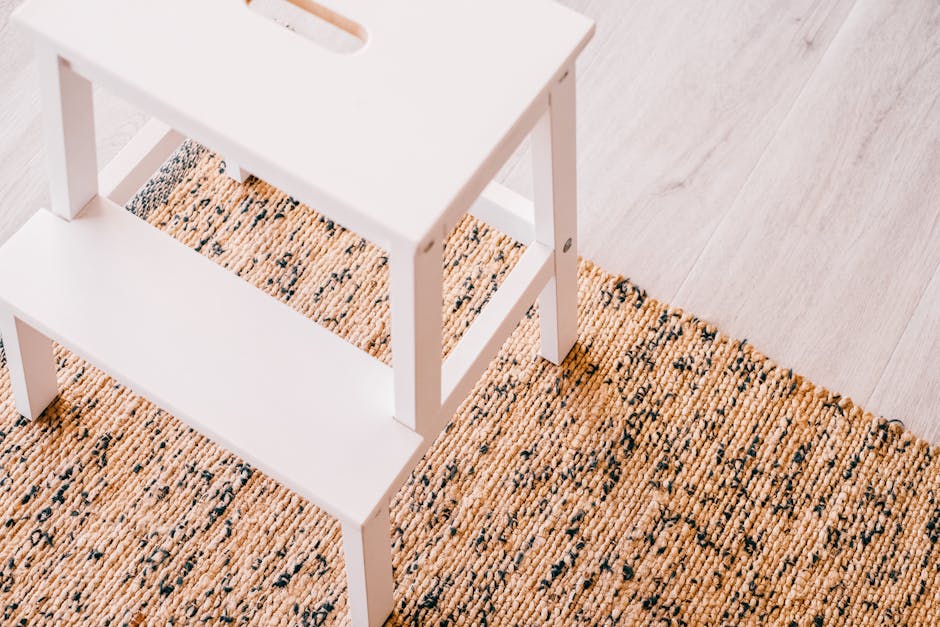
[675,0,940,433]
[0,0,47,239]
[868,261,940,442]
[499,0,858,298]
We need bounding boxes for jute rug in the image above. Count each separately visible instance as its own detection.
[0,142,937,625]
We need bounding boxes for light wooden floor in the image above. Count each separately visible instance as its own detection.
[2,0,938,440]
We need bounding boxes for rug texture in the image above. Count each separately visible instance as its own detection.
[0,143,937,626]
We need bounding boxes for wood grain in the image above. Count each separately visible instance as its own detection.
[869,261,940,442]
[676,0,940,421]
[499,0,858,298]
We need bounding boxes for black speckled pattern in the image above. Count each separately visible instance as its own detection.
[0,143,937,625]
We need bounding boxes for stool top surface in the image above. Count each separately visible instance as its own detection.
[15,0,594,247]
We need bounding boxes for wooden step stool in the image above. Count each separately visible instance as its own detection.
[3,0,593,624]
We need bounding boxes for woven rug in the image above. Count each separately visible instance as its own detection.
[0,143,937,625]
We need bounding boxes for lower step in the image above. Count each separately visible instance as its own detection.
[0,197,423,526]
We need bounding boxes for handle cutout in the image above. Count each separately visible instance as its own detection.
[246,0,366,54]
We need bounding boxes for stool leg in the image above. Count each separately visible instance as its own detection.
[37,47,98,220]
[533,67,579,365]
[390,233,443,436]
[224,158,249,183]
[342,504,394,627]
[0,312,57,420]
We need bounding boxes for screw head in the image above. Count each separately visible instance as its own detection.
[563,238,573,253]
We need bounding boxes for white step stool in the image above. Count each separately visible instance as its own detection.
[4,0,593,624]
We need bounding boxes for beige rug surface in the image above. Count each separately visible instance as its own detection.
[0,143,937,625]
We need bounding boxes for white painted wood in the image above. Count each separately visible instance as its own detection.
[868,261,940,442]
[441,242,554,417]
[469,182,535,243]
[675,0,940,423]
[6,14,592,625]
[72,118,556,432]
[0,197,423,526]
[12,0,594,248]
[4,0,940,441]
[36,45,97,219]
[342,502,394,627]
[533,69,579,365]
[0,311,57,420]
[98,118,183,205]
[223,159,249,184]
[390,233,443,436]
